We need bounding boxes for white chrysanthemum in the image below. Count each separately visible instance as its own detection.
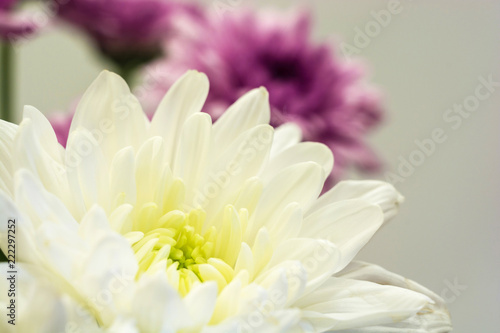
[0,71,451,333]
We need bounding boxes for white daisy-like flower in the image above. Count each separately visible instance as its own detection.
[0,71,451,332]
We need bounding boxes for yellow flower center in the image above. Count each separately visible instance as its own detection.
[121,173,251,296]
[113,157,264,300]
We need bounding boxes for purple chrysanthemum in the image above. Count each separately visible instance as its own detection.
[0,0,38,41]
[53,0,203,67]
[140,9,384,182]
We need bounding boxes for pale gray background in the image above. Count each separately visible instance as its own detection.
[8,1,500,332]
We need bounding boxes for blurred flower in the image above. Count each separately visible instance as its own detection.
[0,0,38,41]
[0,71,451,332]
[141,9,384,183]
[0,0,17,11]
[53,0,203,72]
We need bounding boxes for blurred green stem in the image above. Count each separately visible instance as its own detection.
[0,43,10,263]
[1,42,14,122]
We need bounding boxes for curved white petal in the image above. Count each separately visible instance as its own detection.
[245,162,324,244]
[213,87,270,156]
[296,277,431,331]
[261,238,341,296]
[267,202,303,246]
[65,127,110,213]
[13,107,69,202]
[309,180,404,223]
[336,261,452,333]
[109,147,137,209]
[0,263,100,333]
[261,141,334,183]
[270,122,303,158]
[184,281,218,328]
[173,112,213,198]
[134,136,166,208]
[149,70,209,165]
[301,199,384,271]
[69,71,148,161]
[107,319,139,333]
[199,124,273,225]
[132,272,189,332]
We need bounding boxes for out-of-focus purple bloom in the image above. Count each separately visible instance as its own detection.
[0,0,38,41]
[0,0,17,10]
[141,9,384,182]
[53,0,203,67]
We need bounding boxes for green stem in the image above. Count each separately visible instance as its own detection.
[1,42,14,123]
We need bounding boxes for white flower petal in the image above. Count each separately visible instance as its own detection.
[213,87,270,157]
[200,124,273,225]
[262,238,341,296]
[267,202,302,246]
[77,233,138,325]
[184,281,218,327]
[65,128,110,212]
[79,205,114,245]
[262,142,334,184]
[336,261,452,333]
[234,242,254,278]
[13,107,69,201]
[270,122,302,158]
[133,272,189,332]
[109,147,137,209]
[109,203,134,234]
[252,228,274,277]
[211,277,242,325]
[107,319,139,333]
[232,177,263,216]
[134,136,166,207]
[257,261,307,307]
[149,70,209,164]
[297,277,431,331]
[0,190,39,264]
[69,71,148,160]
[245,162,323,244]
[173,112,213,198]
[309,180,404,223]
[0,264,72,333]
[11,171,82,274]
[14,170,77,230]
[301,199,384,271]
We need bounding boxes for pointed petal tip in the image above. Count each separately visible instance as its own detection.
[96,69,115,79]
[397,191,405,204]
[257,86,269,98]
[183,69,209,83]
[94,70,129,88]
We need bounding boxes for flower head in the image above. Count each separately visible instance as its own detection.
[54,0,203,68]
[0,71,450,332]
[0,0,38,41]
[141,9,384,182]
